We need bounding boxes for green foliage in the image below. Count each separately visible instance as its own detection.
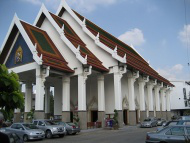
[0,64,24,120]
[26,109,34,122]
[113,109,118,125]
[73,114,80,125]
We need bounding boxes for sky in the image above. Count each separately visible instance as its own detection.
[0,0,190,81]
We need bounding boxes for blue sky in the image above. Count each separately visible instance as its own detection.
[0,0,190,81]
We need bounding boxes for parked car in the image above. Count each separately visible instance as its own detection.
[157,120,179,131]
[6,123,45,141]
[146,125,190,143]
[0,131,23,143]
[177,120,190,125]
[32,119,66,138]
[157,118,166,126]
[140,117,158,128]
[55,121,80,135]
[181,116,190,120]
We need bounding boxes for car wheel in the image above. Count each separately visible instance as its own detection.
[46,130,52,139]
[23,134,28,142]
[66,130,70,135]
[59,134,65,138]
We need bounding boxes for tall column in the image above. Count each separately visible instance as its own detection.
[62,76,70,122]
[97,74,105,128]
[35,66,49,119]
[160,88,166,119]
[45,84,50,119]
[127,71,139,125]
[166,89,171,120]
[147,80,156,117]
[154,82,163,118]
[138,76,149,122]
[24,81,33,122]
[78,66,91,130]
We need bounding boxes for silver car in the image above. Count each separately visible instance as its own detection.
[141,117,158,128]
[6,123,45,142]
[56,122,80,135]
[157,118,166,126]
[146,125,190,143]
[33,119,66,138]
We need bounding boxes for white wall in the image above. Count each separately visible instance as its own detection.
[134,81,139,109]
[121,73,129,109]
[61,11,118,69]
[54,79,62,115]
[170,81,190,110]
[70,76,78,110]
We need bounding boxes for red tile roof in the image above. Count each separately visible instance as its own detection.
[49,12,109,72]
[21,21,74,73]
[73,11,173,86]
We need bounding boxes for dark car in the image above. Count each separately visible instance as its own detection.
[0,131,23,143]
[141,117,158,128]
[157,118,166,126]
[56,121,80,135]
[146,125,190,143]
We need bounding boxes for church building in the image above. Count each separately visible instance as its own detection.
[0,1,173,129]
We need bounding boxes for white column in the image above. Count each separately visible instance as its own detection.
[147,81,156,111]
[25,81,33,112]
[35,67,45,111]
[154,86,160,111]
[97,75,105,111]
[160,88,166,111]
[62,76,70,111]
[127,71,139,111]
[78,74,88,111]
[138,76,149,111]
[45,84,50,114]
[166,89,171,111]
[14,109,21,113]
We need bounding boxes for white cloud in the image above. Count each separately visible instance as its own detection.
[67,0,117,13]
[157,64,184,80]
[118,28,145,46]
[179,24,190,45]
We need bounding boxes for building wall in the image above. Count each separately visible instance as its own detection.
[121,74,129,109]
[170,81,190,110]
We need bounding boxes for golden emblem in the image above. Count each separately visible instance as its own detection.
[15,46,23,64]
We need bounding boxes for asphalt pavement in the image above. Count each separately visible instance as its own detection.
[32,126,156,143]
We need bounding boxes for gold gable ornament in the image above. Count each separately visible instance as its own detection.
[15,46,23,64]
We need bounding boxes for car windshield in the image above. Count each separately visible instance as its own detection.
[23,124,38,130]
[45,121,56,125]
[67,123,76,126]
[144,119,151,121]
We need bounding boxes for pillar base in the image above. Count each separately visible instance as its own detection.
[45,113,51,119]
[34,111,45,119]
[129,111,136,125]
[149,111,154,117]
[24,112,31,123]
[98,111,105,128]
[78,111,87,130]
[140,111,147,122]
[62,111,70,122]
[162,111,167,119]
[117,110,124,128]
[14,112,21,123]
[166,111,171,121]
[156,111,161,118]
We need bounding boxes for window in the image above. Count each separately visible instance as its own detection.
[184,122,190,125]
[16,124,24,130]
[33,121,38,125]
[11,124,17,129]
[38,121,45,126]
[165,129,172,135]
[170,127,185,136]
[12,133,20,143]
[168,122,177,126]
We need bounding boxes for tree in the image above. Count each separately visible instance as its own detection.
[0,64,24,120]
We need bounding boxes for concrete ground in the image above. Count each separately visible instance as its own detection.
[32,126,156,143]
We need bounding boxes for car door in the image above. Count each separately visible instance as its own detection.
[7,124,17,133]
[164,127,185,143]
[15,124,25,138]
[38,121,46,131]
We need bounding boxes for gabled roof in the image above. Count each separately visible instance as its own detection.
[0,14,73,73]
[49,12,108,72]
[20,21,73,73]
[56,1,173,86]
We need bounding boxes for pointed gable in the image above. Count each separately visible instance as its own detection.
[20,21,74,73]
[5,33,34,68]
[49,12,109,72]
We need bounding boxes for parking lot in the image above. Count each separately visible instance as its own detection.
[32,126,156,143]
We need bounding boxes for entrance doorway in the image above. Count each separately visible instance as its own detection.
[123,109,128,125]
[70,111,73,122]
[91,110,98,122]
